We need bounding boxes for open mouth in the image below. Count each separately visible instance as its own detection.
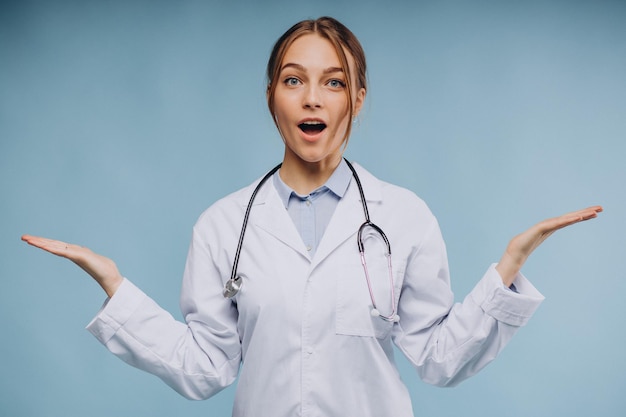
[298,121,327,134]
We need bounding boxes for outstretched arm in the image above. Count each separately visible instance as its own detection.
[21,235,123,297]
[397,204,602,387]
[495,205,603,287]
[21,224,242,400]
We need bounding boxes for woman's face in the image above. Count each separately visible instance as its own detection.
[271,34,365,171]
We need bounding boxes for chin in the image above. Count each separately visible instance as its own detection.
[297,151,343,166]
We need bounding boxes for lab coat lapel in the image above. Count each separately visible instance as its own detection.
[312,164,383,268]
[246,177,310,260]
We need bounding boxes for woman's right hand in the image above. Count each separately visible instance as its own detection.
[21,235,123,298]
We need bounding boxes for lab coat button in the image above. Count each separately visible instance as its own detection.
[306,245,312,251]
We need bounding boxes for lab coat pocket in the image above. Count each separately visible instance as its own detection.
[335,261,403,340]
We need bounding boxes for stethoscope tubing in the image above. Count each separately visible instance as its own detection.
[224,158,399,323]
[223,163,281,298]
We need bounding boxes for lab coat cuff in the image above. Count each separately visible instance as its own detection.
[469,264,545,327]
[85,278,148,344]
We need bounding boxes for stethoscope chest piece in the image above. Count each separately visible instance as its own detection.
[223,276,242,298]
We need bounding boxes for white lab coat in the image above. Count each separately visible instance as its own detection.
[87,163,544,417]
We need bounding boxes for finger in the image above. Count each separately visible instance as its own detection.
[22,235,65,250]
[578,205,603,220]
[537,206,603,233]
[570,205,603,219]
[21,235,80,259]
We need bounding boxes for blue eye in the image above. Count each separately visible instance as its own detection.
[328,79,346,88]
[284,77,301,86]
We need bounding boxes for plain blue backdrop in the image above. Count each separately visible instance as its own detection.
[1,0,624,416]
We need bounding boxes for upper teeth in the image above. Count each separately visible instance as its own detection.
[302,121,322,125]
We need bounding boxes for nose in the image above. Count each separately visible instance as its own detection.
[303,85,322,109]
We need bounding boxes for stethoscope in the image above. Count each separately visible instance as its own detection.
[223,158,400,323]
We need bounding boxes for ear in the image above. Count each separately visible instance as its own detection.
[353,87,366,117]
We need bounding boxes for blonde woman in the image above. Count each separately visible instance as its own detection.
[23,16,602,417]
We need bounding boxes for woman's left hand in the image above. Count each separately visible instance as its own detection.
[496,205,603,287]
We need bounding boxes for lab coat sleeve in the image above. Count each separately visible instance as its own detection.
[86,213,242,400]
[393,216,544,387]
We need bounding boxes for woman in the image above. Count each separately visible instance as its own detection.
[22,17,601,417]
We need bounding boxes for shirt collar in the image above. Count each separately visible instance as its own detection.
[273,159,352,209]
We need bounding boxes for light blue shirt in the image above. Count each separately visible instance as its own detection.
[273,159,352,256]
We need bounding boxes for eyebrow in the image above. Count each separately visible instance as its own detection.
[280,63,344,75]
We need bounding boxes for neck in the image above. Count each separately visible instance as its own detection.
[279,153,342,195]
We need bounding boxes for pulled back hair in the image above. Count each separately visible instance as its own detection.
[266,17,367,145]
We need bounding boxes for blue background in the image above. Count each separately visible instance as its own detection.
[1,0,624,416]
